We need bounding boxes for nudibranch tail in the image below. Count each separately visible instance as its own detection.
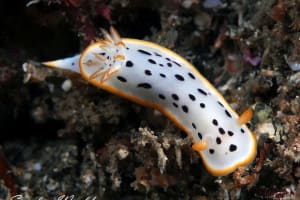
[43,54,81,73]
[41,27,257,176]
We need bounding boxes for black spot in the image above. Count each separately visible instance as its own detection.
[126,60,133,67]
[218,101,224,107]
[192,123,196,129]
[212,119,218,126]
[246,122,251,128]
[126,47,129,50]
[138,49,152,55]
[117,76,127,82]
[158,94,165,100]
[182,105,188,113]
[72,62,75,66]
[218,127,225,135]
[100,52,106,56]
[197,88,207,96]
[175,74,184,81]
[171,94,179,101]
[172,102,178,108]
[241,128,245,133]
[200,103,205,108]
[167,62,172,67]
[154,52,162,57]
[172,61,181,67]
[188,72,195,79]
[159,64,164,67]
[137,83,152,89]
[160,73,166,78]
[229,144,237,152]
[148,59,157,64]
[228,131,234,136]
[225,110,232,118]
[189,94,196,101]
[179,130,187,138]
[209,149,215,154]
[197,132,202,139]
[216,137,222,144]
[166,57,171,61]
[106,56,110,60]
[144,69,152,76]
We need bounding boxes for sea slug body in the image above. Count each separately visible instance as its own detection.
[43,27,257,176]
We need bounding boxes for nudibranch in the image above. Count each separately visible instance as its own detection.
[43,27,257,176]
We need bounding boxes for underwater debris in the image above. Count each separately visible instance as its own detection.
[134,127,168,174]
[202,0,223,9]
[254,184,296,200]
[0,147,18,196]
[194,11,212,31]
[61,79,72,92]
[22,61,74,84]
[98,142,130,191]
[289,72,300,88]
[233,143,270,189]
[131,126,192,175]
[242,49,261,66]
[283,138,300,163]
[131,166,177,191]
[0,66,17,85]
[271,0,286,22]
[286,60,300,71]
[181,0,199,9]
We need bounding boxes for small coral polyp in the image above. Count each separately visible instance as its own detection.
[42,27,257,176]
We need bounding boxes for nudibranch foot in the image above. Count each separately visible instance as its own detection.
[238,108,253,125]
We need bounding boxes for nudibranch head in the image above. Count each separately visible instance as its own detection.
[79,27,126,83]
